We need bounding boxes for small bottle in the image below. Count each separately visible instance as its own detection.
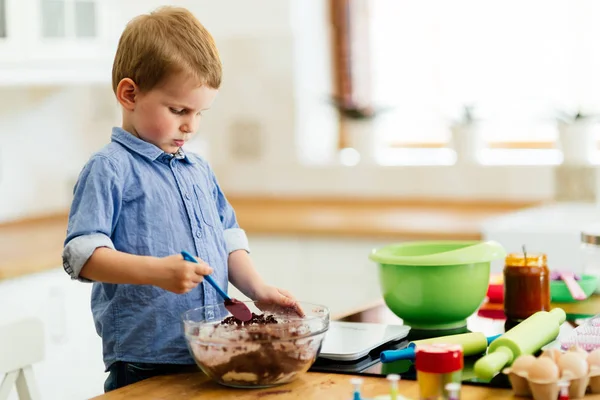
[503,252,550,325]
[415,343,463,400]
[558,380,570,400]
[387,374,400,400]
[350,377,363,400]
[445,382,461,400]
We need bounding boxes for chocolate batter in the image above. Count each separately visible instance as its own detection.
[190,313,319,387]
[221,313,278,326]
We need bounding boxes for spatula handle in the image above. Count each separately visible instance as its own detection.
[181,251,230,301]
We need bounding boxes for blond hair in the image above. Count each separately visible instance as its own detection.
[112,6,221,93]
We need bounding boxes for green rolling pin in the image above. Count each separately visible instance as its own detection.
[474,308,566,380]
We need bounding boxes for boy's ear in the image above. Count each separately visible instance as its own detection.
[116,78,138,111]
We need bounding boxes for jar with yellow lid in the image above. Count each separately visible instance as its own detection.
[503,252,550,324]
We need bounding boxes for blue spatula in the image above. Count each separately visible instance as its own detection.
[181,250,252,321]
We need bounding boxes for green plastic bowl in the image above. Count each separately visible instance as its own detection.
[369,240,506,330]
[551,275,598,303]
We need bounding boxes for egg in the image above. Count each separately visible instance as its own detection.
[541,348,562,363]
[510,354,536,376]
[567,345,589,360]
[588,348,600,370]
[528,356,560,382]
[558,352,589,379]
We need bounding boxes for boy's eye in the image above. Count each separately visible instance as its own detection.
[169,108,186,115]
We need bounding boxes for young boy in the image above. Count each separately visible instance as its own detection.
[62,6,299,392]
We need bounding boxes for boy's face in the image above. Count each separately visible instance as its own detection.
[125,73,218,154]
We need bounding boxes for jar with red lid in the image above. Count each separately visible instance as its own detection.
[415,343,463,400]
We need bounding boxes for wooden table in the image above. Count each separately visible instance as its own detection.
[91,296,600,399]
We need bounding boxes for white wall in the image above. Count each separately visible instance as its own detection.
[0,0,560,224]
[0,86,119,222]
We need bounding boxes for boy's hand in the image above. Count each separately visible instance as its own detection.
[254,285,305,317]
[154,254,213,294]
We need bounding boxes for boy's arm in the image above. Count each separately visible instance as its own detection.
[62,155,122,282]
[227,249,297,307]
[80,247,159,284]
[80,248,212,294]
[227,249,266,299]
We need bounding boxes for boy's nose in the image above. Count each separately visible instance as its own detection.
[180,115,200,133]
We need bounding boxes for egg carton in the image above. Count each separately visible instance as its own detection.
[561,315,600,351]
[504,348,600,400]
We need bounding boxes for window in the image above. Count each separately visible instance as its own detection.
[332,0,600,165]
[41,0,96,39]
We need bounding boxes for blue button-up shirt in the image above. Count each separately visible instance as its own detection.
[62,127,249,370]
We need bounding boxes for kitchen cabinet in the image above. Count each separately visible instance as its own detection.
[0,0,23,64]
[0,0,116,85]
[0,0,298,85]
[0,268,105,400]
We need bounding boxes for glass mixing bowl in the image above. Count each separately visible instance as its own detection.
[182,301,329,388]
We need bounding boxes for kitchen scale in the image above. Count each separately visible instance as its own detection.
[310,321,512,389]
[319,321,411,363]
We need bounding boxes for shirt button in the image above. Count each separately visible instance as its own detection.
[207,311,215,319]
[196,231,202,238]
[185,193,191,200]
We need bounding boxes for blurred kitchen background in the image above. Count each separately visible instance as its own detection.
[4,0,600,398]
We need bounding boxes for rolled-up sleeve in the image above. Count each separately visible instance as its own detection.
[208,167,250,254]
[223,228,250,254]
[63,155,123,281]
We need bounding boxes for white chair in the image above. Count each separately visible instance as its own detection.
[0,319,44,400]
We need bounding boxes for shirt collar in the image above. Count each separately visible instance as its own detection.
[111,127,195,164]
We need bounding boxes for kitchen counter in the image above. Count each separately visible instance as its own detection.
[0,197,536,281]
[91,296,600,400]
[230,197,537,240]
[482,202,600,273]
[0,213,68,281]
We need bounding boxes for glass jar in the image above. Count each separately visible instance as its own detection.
[582,228,600,294]
[503,253,550,323]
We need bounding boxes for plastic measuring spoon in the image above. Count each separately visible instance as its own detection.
[181,250,252,322]
[559,271,587,301]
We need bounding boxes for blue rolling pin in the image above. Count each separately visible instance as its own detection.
[381,332,502,363]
